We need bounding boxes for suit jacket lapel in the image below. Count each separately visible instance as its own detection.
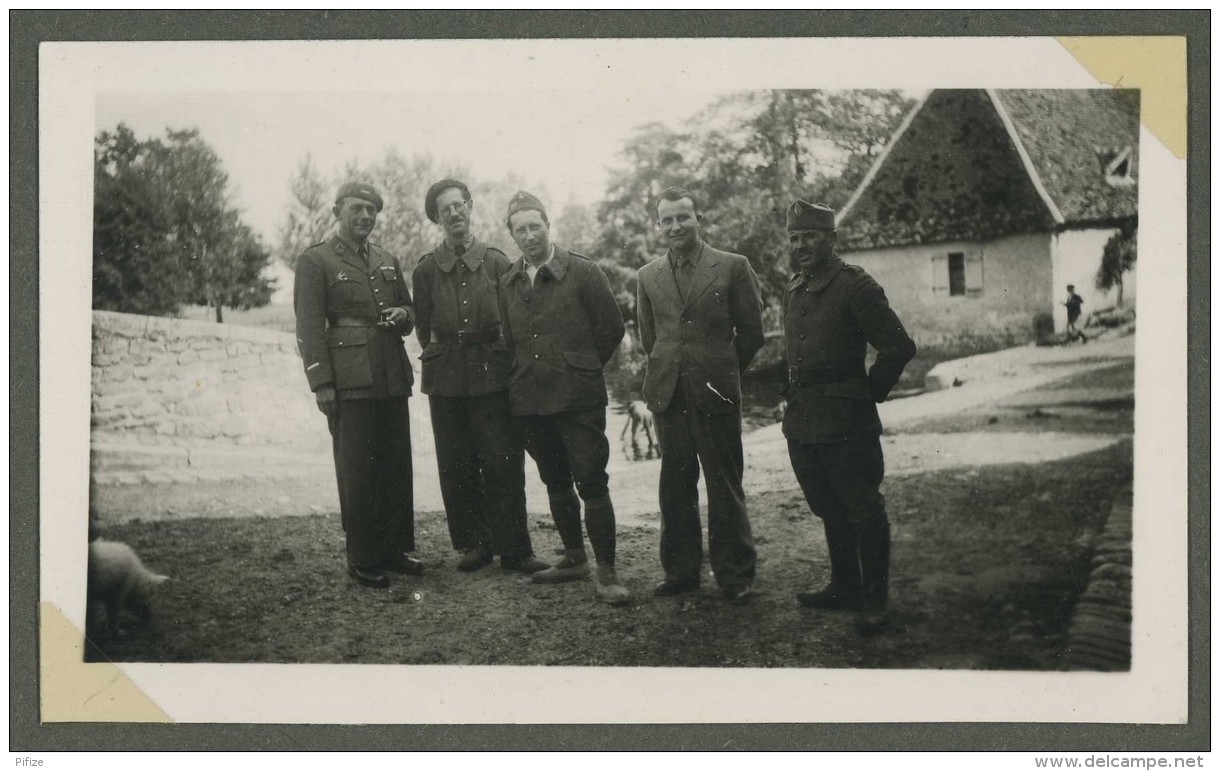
[683,247,720,310]
[331,235,369,275]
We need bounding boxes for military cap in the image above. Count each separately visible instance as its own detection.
[786,200,836,231]
[335,181,384,212]
[506,190,548,227]
[424,178,471,224]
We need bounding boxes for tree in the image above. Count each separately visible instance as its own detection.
[1096,220,1137,305]
[92,124,274,320]
[277,154,334,271]
[93,125,188,315]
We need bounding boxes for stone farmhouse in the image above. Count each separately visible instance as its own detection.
[838,88,1139,348]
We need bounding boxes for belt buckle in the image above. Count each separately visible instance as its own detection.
[787,364,799,385]
[457,329,471,345]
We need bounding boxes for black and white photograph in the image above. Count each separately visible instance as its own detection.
[33,31,1192,728]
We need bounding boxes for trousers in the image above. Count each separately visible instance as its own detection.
[327,397,415,568]
[518,408,617,565]
[655,384,755,589]
[429,392,532,559]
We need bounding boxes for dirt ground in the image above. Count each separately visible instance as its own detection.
[87,363,1133,669]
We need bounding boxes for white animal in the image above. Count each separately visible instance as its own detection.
[87,538,169,634]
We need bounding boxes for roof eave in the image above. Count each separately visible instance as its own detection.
[987,89,1066,226]
[838,90,931,226]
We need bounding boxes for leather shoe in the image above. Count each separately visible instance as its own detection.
[723,584,753,605]
[653,578,700,596]
[796,585,862,610]
[347,564,389,589]
[595,564,632,606]
[532,553,591,584]
[383,552,425,576]
[501,554,551,574]
[457,544,493,572]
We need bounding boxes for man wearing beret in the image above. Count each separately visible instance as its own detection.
[636,187,765,605]
[413,179,549,575]
[782,200,916,632]
[294,181,423,588]
[499,191,631,605]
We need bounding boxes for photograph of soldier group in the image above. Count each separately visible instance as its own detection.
[295,176,914,632]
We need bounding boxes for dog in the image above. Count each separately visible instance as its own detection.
[620,400,660,453]
[87,538,169,635]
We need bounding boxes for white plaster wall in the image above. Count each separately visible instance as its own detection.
[1051,228,1137,331]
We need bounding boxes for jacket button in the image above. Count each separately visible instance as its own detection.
[462,299,468,305]
[461,282,467,287]
[463,318,469,323]
[533,354,540,360]
[532,333,538,339]
[799,333,806,340]
[338,342,344,347]
[374,289,380,293]
[801,310,807,316]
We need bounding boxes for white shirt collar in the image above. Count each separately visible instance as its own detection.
[525,244,556,285]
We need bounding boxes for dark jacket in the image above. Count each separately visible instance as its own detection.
[294,235,415,399]
[636,241,765,415]
[499,247,625,416]
[781,253,916,443]
[412,238,514,397]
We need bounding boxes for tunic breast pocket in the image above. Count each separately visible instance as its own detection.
[327,327,373,390]
[328,276,369,310]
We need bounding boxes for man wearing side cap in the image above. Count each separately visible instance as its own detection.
[413,179,549,576]
[499,191,631,605]
[782,200,916,633]
[294,182,423,588]
[636,186,765,605]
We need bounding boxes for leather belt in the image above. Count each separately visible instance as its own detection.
[432,326,502,345]
[330,316,380,328]
[787,363,865,386]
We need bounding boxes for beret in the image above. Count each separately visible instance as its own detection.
[786,200,836,231]
[335,181,384,212]
[506,190,547,227]
[425,178,470,224]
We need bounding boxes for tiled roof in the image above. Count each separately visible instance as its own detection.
[997,89,1139,225]
[840,89,1139,251]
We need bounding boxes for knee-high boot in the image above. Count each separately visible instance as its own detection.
[797,518,862,609]
[858,518,891,612]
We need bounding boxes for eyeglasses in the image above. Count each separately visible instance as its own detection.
[440,200,470,216]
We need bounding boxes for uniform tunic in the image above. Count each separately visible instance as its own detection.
[294,234,416,568]
[781,252,915,607]
[499,247,625,563]
[412,238,531,558]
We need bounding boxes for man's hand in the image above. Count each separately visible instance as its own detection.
[378,307,410,330]
[315,384,338,416]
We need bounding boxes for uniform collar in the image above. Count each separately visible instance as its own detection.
[435,237,485,273]
[511,244,569,282]
[789,253,844,293]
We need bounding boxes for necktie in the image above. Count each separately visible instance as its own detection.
[675,258,694,302]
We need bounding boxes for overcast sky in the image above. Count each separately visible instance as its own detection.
[96,89,737,246]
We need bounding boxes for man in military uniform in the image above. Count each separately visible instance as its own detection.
[636,187,765,605]
[413,179,549,575]
[781,200,916,632]
[294,181,424,588]
[499,191,631,605]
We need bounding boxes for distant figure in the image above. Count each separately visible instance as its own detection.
[1063,285,1088,344]
[620,400,660,454]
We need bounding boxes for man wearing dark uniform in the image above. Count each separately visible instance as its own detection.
[781,200,916,632]
[498,191,631,605]
[294,181,424,588]
[413,179,549,575]
[636,187,765,605]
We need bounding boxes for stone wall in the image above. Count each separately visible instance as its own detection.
[91,311,331,454]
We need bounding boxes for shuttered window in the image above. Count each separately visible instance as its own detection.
[932,250,983,297]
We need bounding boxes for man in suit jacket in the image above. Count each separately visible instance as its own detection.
[636,187,765,604]
[781,200,916,633]
[294,181,424,589]
[498,191,630,605]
